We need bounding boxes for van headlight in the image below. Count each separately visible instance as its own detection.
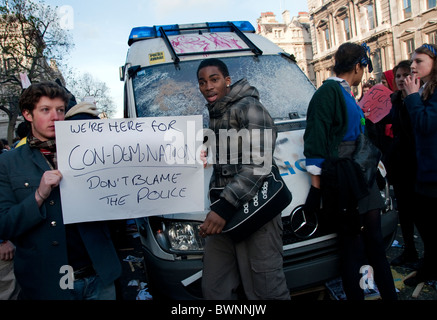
[153,220,205,254]
[380,181,393,213]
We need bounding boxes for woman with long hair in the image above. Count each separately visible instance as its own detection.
[403,43,437,286]
[387,60,420,268]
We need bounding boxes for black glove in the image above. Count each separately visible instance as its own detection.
[303,185,322,214]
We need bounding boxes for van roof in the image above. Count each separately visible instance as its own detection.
[128,21,255,46]
[126,21,270,67]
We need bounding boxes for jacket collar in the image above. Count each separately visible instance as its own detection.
[22,143,52,171]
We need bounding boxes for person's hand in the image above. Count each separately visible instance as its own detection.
[35,170,63,203]
[0,241,15,261]
[404,73,421,96]
[303,185,321,214]
[199,211,226,237]
[200,149,208,168]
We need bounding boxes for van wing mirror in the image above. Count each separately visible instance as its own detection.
[119,66,125,81]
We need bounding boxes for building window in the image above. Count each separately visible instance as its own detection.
[406,38,415,59]
[344,17,351,40]
[274,30,282,38]
[367,4,376,30]
[325,28,331,50]
[428,0,436,9]
[403,0,412,19]
[428,30,437,44]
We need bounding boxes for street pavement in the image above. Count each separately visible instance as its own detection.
[386,225,437,300]
[111,220,150,301]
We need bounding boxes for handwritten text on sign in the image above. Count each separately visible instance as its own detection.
[55,115,205,224]
[358,84,393,123]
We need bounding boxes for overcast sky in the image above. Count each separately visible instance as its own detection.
[43,0,309,117]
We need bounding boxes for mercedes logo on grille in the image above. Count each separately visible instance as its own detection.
[290,206,318,239]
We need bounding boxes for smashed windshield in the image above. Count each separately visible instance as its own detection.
[132,55,315,127]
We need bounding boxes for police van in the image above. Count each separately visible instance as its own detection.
[119,20,398,299]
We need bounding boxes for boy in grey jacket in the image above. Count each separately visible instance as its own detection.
[197,58,289,300]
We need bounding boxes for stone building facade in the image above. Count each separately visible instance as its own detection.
[390,0,437,62]
[257,0,437,92]
[256,10,316,84]
[307,0,394,88]
[307,0,437,89]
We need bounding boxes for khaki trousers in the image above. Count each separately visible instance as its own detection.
[0,259,20,300]
[202,214,290,300]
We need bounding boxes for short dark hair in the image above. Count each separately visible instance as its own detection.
[362,82,373,89]
[333,43,366,75]
[393,60,411,76]
[15,121,30,139]
[197,58,230,79]
[19,81,71,114]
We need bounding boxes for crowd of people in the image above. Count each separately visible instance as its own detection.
[353,44,437,288]
[307,42,437,296]
[0,42,436,301]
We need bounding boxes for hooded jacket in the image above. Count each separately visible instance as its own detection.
[207,78,277,221]
[65,102,100,120]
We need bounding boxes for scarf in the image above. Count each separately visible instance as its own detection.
[28,134,57,169]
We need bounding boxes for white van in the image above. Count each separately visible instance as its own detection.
[120,21,398,299]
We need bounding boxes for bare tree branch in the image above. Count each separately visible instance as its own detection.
[0,0,73,143]
[66,72,117,118]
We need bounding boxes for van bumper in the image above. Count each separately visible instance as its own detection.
[142,246,204,300]
[141,209,398,299]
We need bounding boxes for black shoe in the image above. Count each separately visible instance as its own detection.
[404,270,436,287]
[404,273,425,287]
[391,250,419,267]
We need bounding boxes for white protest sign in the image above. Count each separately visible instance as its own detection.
[55,115,205,224]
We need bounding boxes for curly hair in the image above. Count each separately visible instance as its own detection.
[19,81,71,114]
[415,43,437,100]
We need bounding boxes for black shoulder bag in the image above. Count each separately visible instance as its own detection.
[209,165,292,242]
[352,133,382,187]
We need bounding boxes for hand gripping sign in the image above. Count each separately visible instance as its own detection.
[55,115,205,224]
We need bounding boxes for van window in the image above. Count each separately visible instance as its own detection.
[131,55,315,126]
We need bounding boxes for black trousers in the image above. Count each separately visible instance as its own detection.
[414,193,437,278]
[338,209,398,300]
[392,182,418,254]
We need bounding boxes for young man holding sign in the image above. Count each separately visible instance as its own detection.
[0,82,121,300]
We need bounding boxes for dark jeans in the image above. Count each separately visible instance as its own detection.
[338,209,398,300]
[414,193,437,278]
[72,275,116,300]
[392,182,418,254]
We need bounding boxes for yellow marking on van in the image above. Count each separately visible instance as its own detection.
[149,52,165,65]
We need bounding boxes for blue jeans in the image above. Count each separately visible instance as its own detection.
[72,275,116,300]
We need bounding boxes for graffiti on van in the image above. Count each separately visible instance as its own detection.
[171,33,247,54]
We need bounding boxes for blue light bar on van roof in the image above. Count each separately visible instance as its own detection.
[128,21,255,45]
